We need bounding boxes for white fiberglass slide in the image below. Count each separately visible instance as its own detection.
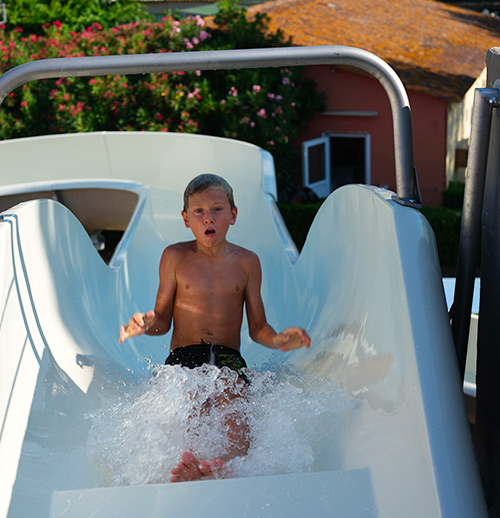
[0,132,486,517]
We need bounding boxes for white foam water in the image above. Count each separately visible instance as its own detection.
[87,363,356,485]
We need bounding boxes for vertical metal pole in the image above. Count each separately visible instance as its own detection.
[475,48,500,515]
[451,88,498,379]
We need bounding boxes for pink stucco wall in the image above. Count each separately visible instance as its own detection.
[300,65,448,206]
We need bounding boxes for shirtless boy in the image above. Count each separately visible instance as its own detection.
[119,173,310,482]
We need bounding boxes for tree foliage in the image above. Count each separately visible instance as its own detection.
[3,0,150,34]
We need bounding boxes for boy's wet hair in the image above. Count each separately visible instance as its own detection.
[183,174,235,211]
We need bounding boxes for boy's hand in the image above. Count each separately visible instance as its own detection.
[119,310,156,344]
[275,327,311,352]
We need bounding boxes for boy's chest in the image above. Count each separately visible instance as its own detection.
[176,257,247,296]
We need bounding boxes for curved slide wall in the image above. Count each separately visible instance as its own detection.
[0,133,486,517]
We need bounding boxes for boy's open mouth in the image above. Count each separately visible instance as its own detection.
[205,229,216,235]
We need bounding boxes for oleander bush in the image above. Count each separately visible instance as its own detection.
[0,1,325,193]
[2,0,150,34]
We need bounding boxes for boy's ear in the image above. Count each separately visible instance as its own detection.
[230,206,238,225]
[181,210,190,228]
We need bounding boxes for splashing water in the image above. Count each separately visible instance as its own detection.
[87,364,356,486]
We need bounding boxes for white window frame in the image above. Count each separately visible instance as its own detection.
[303,133,371,197]
[302,136,331,198]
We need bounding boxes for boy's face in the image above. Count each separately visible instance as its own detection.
[181,187,237,248]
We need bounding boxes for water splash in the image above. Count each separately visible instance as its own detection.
[87,364,355,485]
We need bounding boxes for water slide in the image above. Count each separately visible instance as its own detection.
[0,46,487,517]
[0,130,486,517]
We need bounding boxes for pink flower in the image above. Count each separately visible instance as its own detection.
[275,95,283,102]
[253,85,261,93]
[257,108,266,118]
[267,93,275,100]
[199,30,209,41]
[20,101,27,107]
[228,86,238,97]
[187,87,200,99]
[282,77,291,85]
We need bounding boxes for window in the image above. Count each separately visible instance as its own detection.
[303,133,370,198]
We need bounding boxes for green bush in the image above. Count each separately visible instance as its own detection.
[420,206,462,272]
[3,0,150,34]
[277,200,324,252]
[0,2,325,194]
[442,181,465,210]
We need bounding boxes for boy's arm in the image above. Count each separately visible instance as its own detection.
[245,253,310,351]
[119,246,177,343]
[147,246,178,335]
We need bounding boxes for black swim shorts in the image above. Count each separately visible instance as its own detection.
[165,341,249,382]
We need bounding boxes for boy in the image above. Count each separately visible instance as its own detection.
[119,174,310,482]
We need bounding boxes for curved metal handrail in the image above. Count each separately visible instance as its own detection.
[0,45,422,206]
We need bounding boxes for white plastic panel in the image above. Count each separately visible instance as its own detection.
[0,132,487,518]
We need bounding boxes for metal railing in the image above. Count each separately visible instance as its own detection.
[0,45,422,206]
[451,87,500,379]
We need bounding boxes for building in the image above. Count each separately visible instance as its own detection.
[248,0,500,205]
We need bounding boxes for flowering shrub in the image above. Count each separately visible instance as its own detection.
[3,0,150,34]
[0,4,325,191]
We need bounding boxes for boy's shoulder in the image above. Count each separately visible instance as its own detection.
[161,240,259,265]
[165,241,194,252]
[160,241,194,262]
[226,242,259,261]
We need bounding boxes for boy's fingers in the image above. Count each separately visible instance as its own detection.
[119,325,132,343]
[133,312,145,326]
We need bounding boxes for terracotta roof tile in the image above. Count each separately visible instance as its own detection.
[248,0,500,101]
